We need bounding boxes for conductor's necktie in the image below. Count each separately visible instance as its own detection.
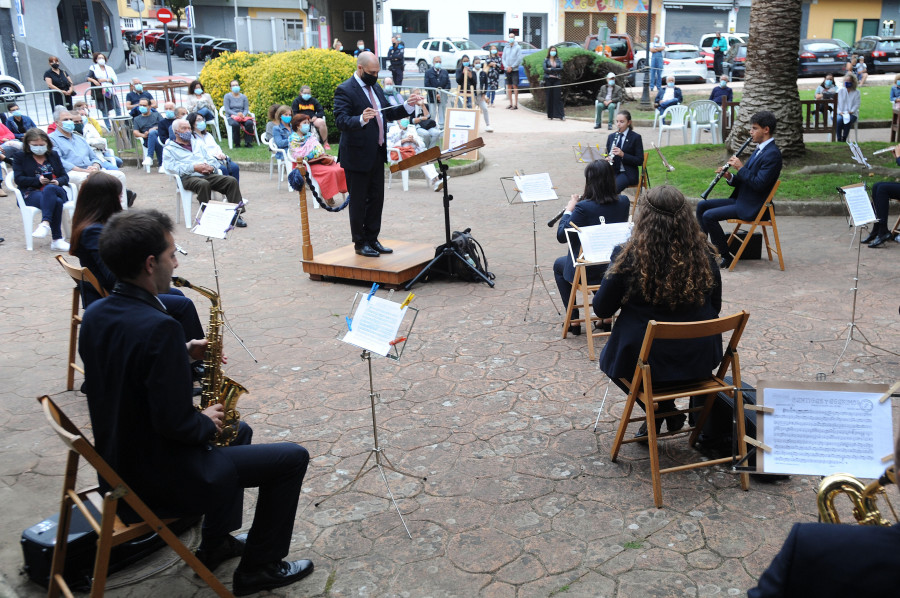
[366,85,385,146]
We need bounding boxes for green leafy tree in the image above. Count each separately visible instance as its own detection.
[164,0,190,29]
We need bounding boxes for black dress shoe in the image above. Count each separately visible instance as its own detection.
[371,240,393,254]
[719,252,734,269]
[567,324,582,336]
[665,413,687,432]
[195,533,247,573]
[233,559,314,597]
[234,216,247,228]
[593,123,601,129]
[355,244,380,257]
[868,232,893,248]
[634,418,663,442]
[861,229,879,244]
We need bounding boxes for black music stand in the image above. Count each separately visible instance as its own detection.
[392,139,495,290]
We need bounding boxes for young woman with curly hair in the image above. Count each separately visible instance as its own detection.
[593,185,723,439]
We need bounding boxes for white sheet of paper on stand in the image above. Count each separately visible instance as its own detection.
[447,110,476,130]
[576,222,633,263]
[342,295,408,356]
[191,201,238,239]
[514,173,558,202]
[448,129,469,150]
[842,186,877,227]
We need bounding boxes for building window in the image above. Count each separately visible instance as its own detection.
[469,12,504,37]
[57,0,113,58]
[392,9,428,34]
[344,11,365,32]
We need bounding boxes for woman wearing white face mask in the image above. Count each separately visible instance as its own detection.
[86,52,121,131]
[187,112,239,182]
[12,129,71,251]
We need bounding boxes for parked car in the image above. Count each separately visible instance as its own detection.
[723,42,747,80]
[557,41,583,49]
[143,31,165,52]
[660,44,707,84]
[852,36,900,74]
[414,37,489,72]
[0,74,24,98]
[582,33,636,85]
[154,31,189,53]
[698,33,747,71]
[208,40,237,60]
[480,39,538,59]
[821,38,852,53]
[199,38,234,62]
[798,39,847,77]
[133,29,162,46]
[174,34,216,60]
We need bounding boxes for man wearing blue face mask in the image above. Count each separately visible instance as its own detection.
[709,75,733,106]
[133,98,164,167]
[654,76,683,114]
[291,85,329,150]
[424,58,450,127]
[125,78,156,118]
[387,35,405,85]
[4,103,36,140]
[158,102,177,148]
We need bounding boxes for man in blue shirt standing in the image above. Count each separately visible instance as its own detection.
[711,32,728,78]
[649,35,665,92]
[387,35,405,86]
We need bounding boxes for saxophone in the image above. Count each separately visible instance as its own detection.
[172,276,248,446]
[817,466,897,525]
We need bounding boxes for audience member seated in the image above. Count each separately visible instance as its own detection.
[73,100,107,135]
[815,74,838,122]
[382,78,403,109]
[593,185,722,439]
[265,103,280,139]
[169,106,188,141]
[158,102,176,149]
[186,79,217,122]
[12,128,71,251]
[288,114,346,205]
[271,105,292,158]
[162,118,246,226]
[186,112,239,182]
[133,98,163,167]
[553,159,630,336]
[125,78,156,117]
[595,72,625,130]
[654,76,683,114]
[709,75,733,106]
[387,117,425,161]
[223,80,255,148]
[5,103,36,140]
[49,110,129,207]
[0,120,21,154]
[409,88,441,149]
[70,112,122,168]
[68,171,204,341]
[291,85,330,149]
[835,73,860,143]
[891,74,900,110]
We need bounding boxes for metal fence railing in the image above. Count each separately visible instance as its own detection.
[0,89,67,128]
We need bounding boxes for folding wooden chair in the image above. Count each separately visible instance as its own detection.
[891,212,900,237]
[39,395,233,598]
[561,261,612,361]
[625,152,649,218]
[726,181,784,272]
[55,255,108,391]
[609,311,752,508]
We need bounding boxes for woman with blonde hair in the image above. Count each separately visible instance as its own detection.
[835,72,860,142]
[593,186,723,439]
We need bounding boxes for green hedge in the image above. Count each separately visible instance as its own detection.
[524,48,624,110]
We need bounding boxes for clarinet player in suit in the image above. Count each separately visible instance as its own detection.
[333,52,424,258]
[606,110,644,193]
[696,110,782,268]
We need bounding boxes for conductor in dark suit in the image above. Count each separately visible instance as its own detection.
[748,434,900,598]
[79,210,314,596]
[333,52,424,257]
[696,110,782,268]
[605,109,644,193]
[553,160,630,336]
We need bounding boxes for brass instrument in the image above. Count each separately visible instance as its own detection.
[817,466,897,525]
[700,137,753,200]
[172,276,248,446]
[872,145,899,156]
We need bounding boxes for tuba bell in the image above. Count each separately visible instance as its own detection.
[817,466,897,525]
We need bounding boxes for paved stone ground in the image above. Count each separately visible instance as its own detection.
[1,105,899,598]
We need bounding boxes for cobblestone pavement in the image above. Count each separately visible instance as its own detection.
[1,105,898,598]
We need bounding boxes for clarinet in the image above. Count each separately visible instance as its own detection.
[548,195,585,227]
[700,137,753,200]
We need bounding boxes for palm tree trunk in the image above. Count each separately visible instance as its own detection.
[729,0,805,157]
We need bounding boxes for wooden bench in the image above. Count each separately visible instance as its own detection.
[721,99,836,142]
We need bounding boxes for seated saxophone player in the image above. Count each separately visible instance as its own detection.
[748,432,900,597]
[553,159,630,336]
[78,209,315,596]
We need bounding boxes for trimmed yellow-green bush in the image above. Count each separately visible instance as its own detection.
[240,48,356,140]
[199,51,268,112]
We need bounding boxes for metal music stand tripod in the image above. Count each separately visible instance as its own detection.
[394,139,495,290]
[315,290,423,538]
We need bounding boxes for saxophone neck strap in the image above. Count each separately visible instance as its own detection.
[112,281,169,315]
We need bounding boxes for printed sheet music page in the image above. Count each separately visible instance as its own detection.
[342,296,407,356]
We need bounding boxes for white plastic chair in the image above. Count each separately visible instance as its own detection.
[689,100,721,144]
[6,171,75,250]
[263,134,289,190]
[387,147,409,191]
[219,106,259,149]
[136,137,152,173]
[658,105,690,147]
[159,166,196,229]
[206,102,221,142]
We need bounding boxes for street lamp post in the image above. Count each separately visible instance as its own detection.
[640,0,653,108]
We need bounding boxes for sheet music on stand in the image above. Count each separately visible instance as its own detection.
[566,220,633,265]
[753,380,895,477]
[847,141,871,169]
[839,183,877,227]
[512,173,558,203]
[573,143,606,164]
[191,201,240,239]
[341,291,418,361]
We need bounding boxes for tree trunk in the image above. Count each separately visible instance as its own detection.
[728,0,805,158]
